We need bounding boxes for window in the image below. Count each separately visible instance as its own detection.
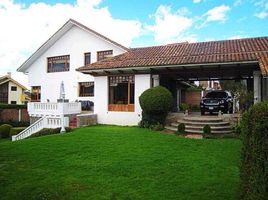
[84,52,91,65]
[97,50,113,61]
[31,86,41,102]
[11,101,17,104]
[108,75,134,112]
[79,82,94,97]
[47,55,70,73]
[11,86,17,91]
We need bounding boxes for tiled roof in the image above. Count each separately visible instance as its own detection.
[78,36,268,75]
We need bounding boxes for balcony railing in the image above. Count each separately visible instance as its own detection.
[27,102,82,117]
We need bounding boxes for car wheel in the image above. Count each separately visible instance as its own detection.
[201,111,205,115]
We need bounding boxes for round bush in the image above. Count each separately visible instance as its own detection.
[177,123,185,134]
[240,101,268,200]
[139,86,173,114]
[0,124,13,138]
[139,86,173,126]
[203,124,211,135]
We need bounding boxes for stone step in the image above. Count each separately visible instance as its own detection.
[185,129,233,134]
[165,126,233,134]
[165,126,177,132]
[171,123,231,130]
[183,117,223,123]
[177,120,229,126]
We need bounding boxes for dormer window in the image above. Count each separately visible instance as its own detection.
[47,55,70,73]
[97,50,113,61]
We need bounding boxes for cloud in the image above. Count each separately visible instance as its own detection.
[255,11,268,19]
[227,35,248,40]
[146,5,195,44]
[205,5,231,22]
[193,0,202,3]
[0,0,142,87]
[254,0,268,19]
[197,5,231,28]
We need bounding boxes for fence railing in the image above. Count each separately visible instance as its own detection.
[12,116,69,141]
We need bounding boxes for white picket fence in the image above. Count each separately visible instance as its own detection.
[12,116,69,141]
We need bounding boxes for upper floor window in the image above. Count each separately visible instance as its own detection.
[11,86,17,91]
[79,82,94,97]
[97,50,113,61]
[47,55,70,73]
[84,52,91,65]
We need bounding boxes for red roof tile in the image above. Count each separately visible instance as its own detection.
[78,37,268,75]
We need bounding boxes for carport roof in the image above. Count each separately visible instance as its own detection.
[77,36,268,76]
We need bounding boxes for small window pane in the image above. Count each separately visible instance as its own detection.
[79,82,94,97]
[84,52,91,65]
[11,86,17,91]
[47,55,70,73]
[97,50,113,61]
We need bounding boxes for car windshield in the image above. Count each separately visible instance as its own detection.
[205,91,228,98]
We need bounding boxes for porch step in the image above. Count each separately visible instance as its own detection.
[171,123,232,130]
[177,120,229,126]
[166,116,233,135]
[183,117,223,123]
[69,117,77,128]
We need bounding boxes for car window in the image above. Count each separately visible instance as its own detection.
[205,91,228,98]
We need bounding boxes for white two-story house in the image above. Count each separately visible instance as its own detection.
[17,19,128,105]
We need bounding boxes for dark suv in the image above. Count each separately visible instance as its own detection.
[200,90,233,115]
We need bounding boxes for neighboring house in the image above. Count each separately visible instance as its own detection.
[17,19,128,103]
[0,73,28,104]
[78,37,268,125]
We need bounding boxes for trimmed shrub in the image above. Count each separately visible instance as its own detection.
[139,86,173,127]
[149,122,164,131]
[203,124,211,135]
[240,102,268,200]
[179,103,190,112]
[9,127,26,137]
[0,124,13,138]
[177,123,185,134]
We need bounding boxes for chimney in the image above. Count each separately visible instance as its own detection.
[7,72,11,77]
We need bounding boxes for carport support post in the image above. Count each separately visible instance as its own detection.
[262,76,268,101]
[253,71,261,104]
[152,75,160,87]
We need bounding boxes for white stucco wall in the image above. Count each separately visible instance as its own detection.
[26,25,126,102]
[95,74,151,125]
[8,82,23,104]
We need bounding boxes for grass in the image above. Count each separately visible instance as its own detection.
[0,125,241,200]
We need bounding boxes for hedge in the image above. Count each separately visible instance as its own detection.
[9,127,26,137]
[0,104,27,109]
[240,101,268,200]
[0,121,29,127]
[29,127,72,138]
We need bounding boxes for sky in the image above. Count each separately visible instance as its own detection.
[0,0,268,87]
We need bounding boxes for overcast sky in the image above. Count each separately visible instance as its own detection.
[1,0,268,87]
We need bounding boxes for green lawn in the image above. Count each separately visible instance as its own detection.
[0,126,241,200]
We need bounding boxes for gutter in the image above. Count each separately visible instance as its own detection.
[78,60,259,74]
